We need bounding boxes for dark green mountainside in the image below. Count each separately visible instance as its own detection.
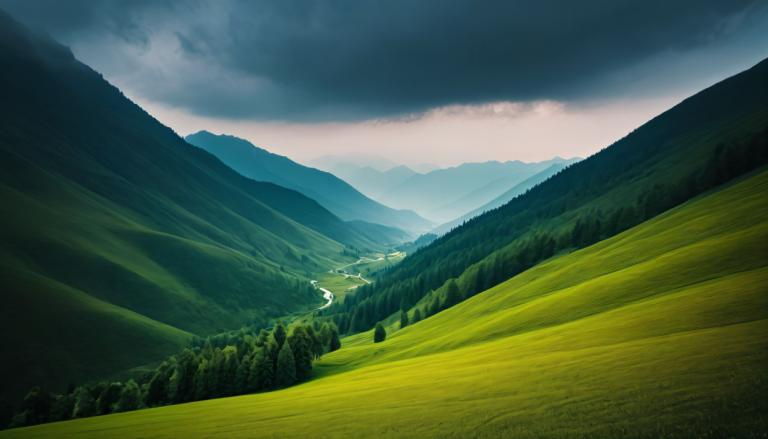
[0,11,370,402]
[323,58,768,333]
[185,131,432,235]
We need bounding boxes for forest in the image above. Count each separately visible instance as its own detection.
[322,129,768,334]
[4,322,342,428]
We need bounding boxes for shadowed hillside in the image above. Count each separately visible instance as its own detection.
[0,10,373,402]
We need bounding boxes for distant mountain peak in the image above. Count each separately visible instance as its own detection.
[186,131,433,233]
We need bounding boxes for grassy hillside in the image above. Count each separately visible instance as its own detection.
[0,10,368,401]
[186,131,432,235]
[6,156,766,439]
[328,57,768,334]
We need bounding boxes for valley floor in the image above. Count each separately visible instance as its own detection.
[5,170,767,438]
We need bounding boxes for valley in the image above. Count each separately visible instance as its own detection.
[313,251,406,306]
[7,163,766,439]
[0,3,766,438]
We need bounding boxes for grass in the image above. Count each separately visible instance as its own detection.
[314,272,367,302]
[356,251,407,277]
[5,166,767,438]
[314,252,406,302]
[0,161,351,401]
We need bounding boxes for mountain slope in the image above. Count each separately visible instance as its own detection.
[327,57,768,333]
[427,158,579,223]
[185,131,431,235]
[0,10,370,401]
[12,161,767,439]
[378,159,572,223]
[433,161,576,234]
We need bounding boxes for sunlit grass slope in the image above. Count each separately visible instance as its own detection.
[7,169,767,438]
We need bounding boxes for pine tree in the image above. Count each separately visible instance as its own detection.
[220,346,239,396]
[234,353,251,394]
[400,310,409,329]
[427,296,441,316]
[373,323,386,343]
[273,323,287,349]
[145,361,172,407]
[257,346,275,389]
[49,393,74,422]
[168,350,197,403]
[96,382,123,415]
[319,323,332,352]
[329,325,342,352]
[412,308,422,323]
[306,325,324,359]
[193,359,212,400]
[20,387,52,425]
[443,279,461,308]
[275,342,297,387]
[247,350,265,391]
[288,326,314,381]
[72,386,96,419]
[114,380,141,413]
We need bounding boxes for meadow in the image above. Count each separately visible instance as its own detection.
[5,167,766,438]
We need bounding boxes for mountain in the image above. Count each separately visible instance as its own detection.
[428,158,580,224]
[0,10,383,402]
[309,154,399,173]
[185,131,432,235]
[410,162,441,174]
[345,220,412,247]
[16,140,768,438]
[432,161,577,235]
[324,57,768,336]
[377,158,575,223]
[329,164,418,199]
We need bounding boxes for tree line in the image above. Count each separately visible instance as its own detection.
[320,128,768,333]
[4,321,341,429]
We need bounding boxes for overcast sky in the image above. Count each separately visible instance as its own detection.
[2,0,766,167]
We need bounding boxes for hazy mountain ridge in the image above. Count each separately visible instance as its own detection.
[378,158,576,222]
[186,131,431,235]
[433,160,579,234]
[329,164,418,199]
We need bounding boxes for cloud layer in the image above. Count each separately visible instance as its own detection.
[1,0,766,121]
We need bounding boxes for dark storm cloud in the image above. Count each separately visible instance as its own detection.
[1,0,765,121]
[0,0,180,45]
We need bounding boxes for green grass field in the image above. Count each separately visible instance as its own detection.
[314,252,406,302]
[5,169,767,438]
[356,251,407,277]
[314,272,368,302]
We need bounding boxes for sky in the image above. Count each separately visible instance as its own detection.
[2,0,766,167]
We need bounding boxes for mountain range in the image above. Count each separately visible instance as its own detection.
[323,54,768,340]
[432,160,577,234]
[1,5,767,437]
[8,53,767,437]
[185,131,431,236]
[328,164,419,200]
[377,158,579,223]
